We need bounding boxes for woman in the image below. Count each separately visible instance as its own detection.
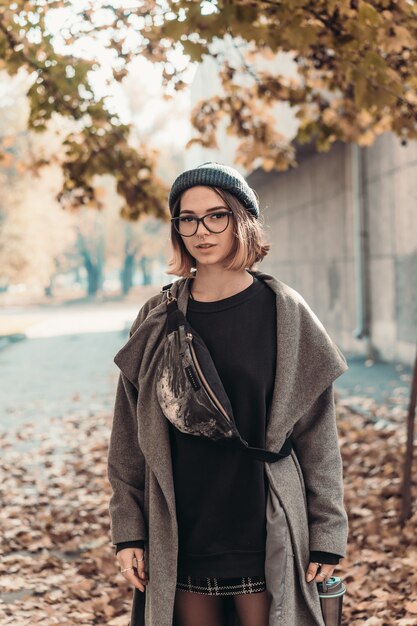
[107,162,349,626]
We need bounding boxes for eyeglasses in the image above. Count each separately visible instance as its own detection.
[171,210,233,237]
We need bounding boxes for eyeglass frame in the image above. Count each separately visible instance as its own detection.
[170,210,234,237]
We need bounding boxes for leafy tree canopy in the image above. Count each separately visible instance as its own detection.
[140,0,417,171]
[0,1,169,220]
[1,0,416,216]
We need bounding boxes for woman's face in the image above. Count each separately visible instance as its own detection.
[178,186,235,269]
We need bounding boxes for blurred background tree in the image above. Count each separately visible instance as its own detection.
[0,0,170,220]
[0,19,182,297]
[1,0,416,298]
[0,76,76,294]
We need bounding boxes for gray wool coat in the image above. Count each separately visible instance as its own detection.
[107,268,349,626]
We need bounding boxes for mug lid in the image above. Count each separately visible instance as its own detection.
[317,576,345,595]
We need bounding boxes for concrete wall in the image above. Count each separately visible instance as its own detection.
[364,133,417,364]
[249,134,417,366]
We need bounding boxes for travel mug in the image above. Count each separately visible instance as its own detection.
[317,576,346,626]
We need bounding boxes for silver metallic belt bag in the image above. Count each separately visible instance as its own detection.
[155,283,292,463]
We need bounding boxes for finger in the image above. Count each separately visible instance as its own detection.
[133,547,145,560]
[306,562,319,582]
[315,567,334,582]
[123,567,147,592]
[133,548,148,581]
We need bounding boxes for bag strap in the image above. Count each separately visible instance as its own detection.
[225,436,293,463]
[159,284,292,463]
[160,284,183,334]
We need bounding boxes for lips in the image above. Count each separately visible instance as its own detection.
[196,244,215,249]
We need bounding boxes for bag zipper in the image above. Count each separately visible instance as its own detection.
[185,332,232,423]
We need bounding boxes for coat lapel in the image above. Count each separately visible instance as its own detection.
[247,270,348,451]
[113,276,192,524]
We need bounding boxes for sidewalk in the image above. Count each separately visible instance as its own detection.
[335,352,413,418]
[0,285,158,350]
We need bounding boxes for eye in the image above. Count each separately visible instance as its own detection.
[179,216,195,223]
[209,212,228,220]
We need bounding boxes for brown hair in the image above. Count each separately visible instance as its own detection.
[165,187,271,278]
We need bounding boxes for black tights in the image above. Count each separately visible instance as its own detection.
[173,589,271,626]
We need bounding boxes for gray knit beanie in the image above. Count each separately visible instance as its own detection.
[169,162,259,219]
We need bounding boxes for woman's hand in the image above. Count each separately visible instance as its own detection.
[117,548,149,592]
[305,562,335,584]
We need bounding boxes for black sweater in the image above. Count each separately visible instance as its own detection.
[115,276,342,570]
[169,275,275,577]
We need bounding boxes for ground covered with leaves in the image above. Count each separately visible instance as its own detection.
[0,399,416,625]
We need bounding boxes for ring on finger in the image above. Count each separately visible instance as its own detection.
[133,555,145,562]
[121,566,134,574]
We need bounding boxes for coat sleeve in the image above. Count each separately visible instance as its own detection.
[107,298,160,544]
[107,371,148,545]
[291,384,348,557]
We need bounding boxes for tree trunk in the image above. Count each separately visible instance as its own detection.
[121,252,135,295]
[76,225,105,297]
[401,343,417,524]
[139,256,152,285]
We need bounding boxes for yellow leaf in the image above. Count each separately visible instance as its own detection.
[359,2,381,26]
[406,601,417,615]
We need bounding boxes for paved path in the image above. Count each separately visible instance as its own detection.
[335,352,412,417]
[0,300,413,435]
[0,302,142,435]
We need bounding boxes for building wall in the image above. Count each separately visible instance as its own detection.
[364,133,417,364]
[250,134,417,366]
[185,47,416,366]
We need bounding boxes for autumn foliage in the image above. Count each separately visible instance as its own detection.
[0,395,416,624]
[1,1,416,215]
[139,0,417,171]
[0,2,169,220]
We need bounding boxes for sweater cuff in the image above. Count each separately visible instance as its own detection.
[115,540,146,554]
[310,550,342,565]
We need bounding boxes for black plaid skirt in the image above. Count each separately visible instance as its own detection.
[176,574,267,596]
